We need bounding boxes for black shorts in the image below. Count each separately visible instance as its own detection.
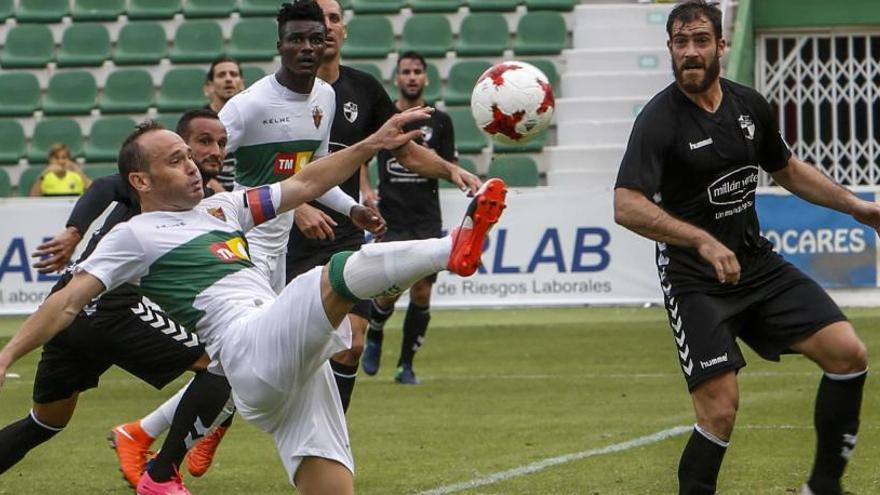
[381,225,443,284]
[285,236,371,319]
[33,299,205,404]
[663,262,846,391]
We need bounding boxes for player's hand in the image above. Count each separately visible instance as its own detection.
[696,236,740,284]
[32,226,82,274]
[368,106,433,150]
[448,164,482,195]
[351,205,387,238]
[295,203,337,241]
[851,200,880,236]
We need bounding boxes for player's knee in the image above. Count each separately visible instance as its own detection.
[188,353,211,372]
[835,338,869,374]
[700,404,737,439]
[334,347,363,365]
[32,402,75,429]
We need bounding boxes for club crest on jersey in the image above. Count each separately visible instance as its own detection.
[209,236,250,263]
[206,207,226,221]
[312,105,324,128]
[420,125,433,142]
[343,101,358,123]
[738,114,755,140]
[274,151,314,175]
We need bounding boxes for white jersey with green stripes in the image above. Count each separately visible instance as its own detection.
[219,74,335,258]
[78,184,284,353]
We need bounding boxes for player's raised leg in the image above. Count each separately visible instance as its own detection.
[0,397,74,473]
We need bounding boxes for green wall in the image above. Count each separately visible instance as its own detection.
[727,0,754,86]
[754,0,880,29]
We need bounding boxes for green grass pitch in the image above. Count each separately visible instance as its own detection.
[1,307,879,494]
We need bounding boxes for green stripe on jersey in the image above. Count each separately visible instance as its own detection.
[233,139,322,186]
[139,230,254,330]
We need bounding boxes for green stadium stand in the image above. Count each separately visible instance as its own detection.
[350,63,384,83]
[28,119,84,163]
[351,0,405,14]
[0,0,12,21]
[83,163,119,179]
[16,0,69,23]
[156,114,183,131]
[57,24,112,67]
[183,0,237,18]
[157,68,207,112]
[85,117,136,162]
[440,156,478,188]
[72,0,125,20]
[467,0,519,12]
[114,22,168,65]
[526,59,560,93]
[400,14,452,58]
[238,0,284,17]
[43,71,98,116]
[514,12,567,55]
[18,167,43,196]
[0,168,11,197]
[410,0,462,13]
[0,120,26,164]
[494,129,548,153]
[456,13,508,57]
[342,16,394,59]
[0,25,55,69]
[229,18,277,62]
[487,155,539,187]
[444,60,492,106]
[100,69,155,113]
[127,0,181,20]
[0,73,41,116]
[170,20,225,63]
[242,65,267,87]
[525,0,577,10]
[447,107,487,153]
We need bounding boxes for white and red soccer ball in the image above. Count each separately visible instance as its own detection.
[470,61,555,146]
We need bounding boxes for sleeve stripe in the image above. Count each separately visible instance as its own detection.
[245,186,277,225]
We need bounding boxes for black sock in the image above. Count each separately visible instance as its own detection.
[398,303,430,368]
[678,426,728,495]
[808,371,867,495]
[220,412,234,428]
[148,371,231,482]
[0,412,62,473]
[368,300,394,342]
[330,359,358,413]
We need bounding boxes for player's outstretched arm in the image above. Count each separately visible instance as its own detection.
[391,143,481,194]
[614,187,741,284]
[0,272,104,390]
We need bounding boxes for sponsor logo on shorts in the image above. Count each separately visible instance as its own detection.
[210,236,250,263]
[274,151,314,175]
[700,353,729,370]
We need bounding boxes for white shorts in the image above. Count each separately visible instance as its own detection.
[250,246,287,294]
[216,266,354,484]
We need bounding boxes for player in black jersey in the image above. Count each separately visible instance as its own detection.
[204,56,245,192]
[360,51,457,384]
[614,3,878,494]
[0,111,232,486]
[285,0,481,411]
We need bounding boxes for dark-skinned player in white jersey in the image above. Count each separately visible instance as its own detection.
[614,2,878,494]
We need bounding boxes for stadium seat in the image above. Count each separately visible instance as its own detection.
[0,120,26,164]
[400,14,452,58]
[43,71,98,116]
[155,114,183,131]
[524,0,577,10]
[239,0,284,17]
[18,167,43,196]
[386,62,441,103]
[444,60,492,106]
[127,0,181,20]
[170,20,225,63]
[16,0,69,23]
[410,0,462,13]
[183,0,236,18]
[83,163,119,179]
[114,22,168,65]
[487,155,539,187]
[157,69,207,112]
[57,24,112,67]
[28,119,84,163]
[456,13,508,57]
[0,0,11,21]
[229,19,277,62]
[514,12,567,55]
[0,168,11,197]
[467,0,519,12]
[350,63,384,84]
[72,0,125,20]
[440,157,477,188]
[351,0,405,14]
[100,69,155,114]
[0,25,55,69]
[242,66,267,87]
[0,73,41,116]
[447,107,487,153]
[342,16,394,59]
[85,117,137,162]
[526,59,560,93]
[494,129,548,153]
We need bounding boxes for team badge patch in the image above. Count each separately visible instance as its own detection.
[343,101,358,123]
[420,125,433,142]
[207,207,226,221]
[312,105,324,128]
[738,114,755,140]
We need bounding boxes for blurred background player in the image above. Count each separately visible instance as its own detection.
[30,143,91,197]
[203,56,245,192]
[360,51,458,385]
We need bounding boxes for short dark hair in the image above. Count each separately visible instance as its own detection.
[396,51,427,73]
[277,1,325,39]
[666,0,722,42]
[206,56,242,83]
[118,120,165,184]
[176,109,220,141]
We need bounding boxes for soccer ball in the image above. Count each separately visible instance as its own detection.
[470,61,555,146]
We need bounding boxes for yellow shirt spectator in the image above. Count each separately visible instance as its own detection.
[40,169,87,196]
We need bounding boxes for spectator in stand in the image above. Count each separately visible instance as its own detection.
[204,56,246,192]
[30,144,91,197]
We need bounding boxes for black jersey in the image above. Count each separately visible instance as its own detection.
[376,108,456,230]
[615,79,792,295]
[287,65,396,252]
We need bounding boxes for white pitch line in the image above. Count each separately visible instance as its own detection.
[417,425,692,495]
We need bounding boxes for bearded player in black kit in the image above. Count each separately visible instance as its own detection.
[614,2,878,494]
[286,0,481,410]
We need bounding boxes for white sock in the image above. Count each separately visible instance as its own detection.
[339,237,451,299]
[140,379,191,439]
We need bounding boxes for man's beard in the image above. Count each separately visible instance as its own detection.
[401,86,424,101]
[197,159,220,180]
[672,54,721,94]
